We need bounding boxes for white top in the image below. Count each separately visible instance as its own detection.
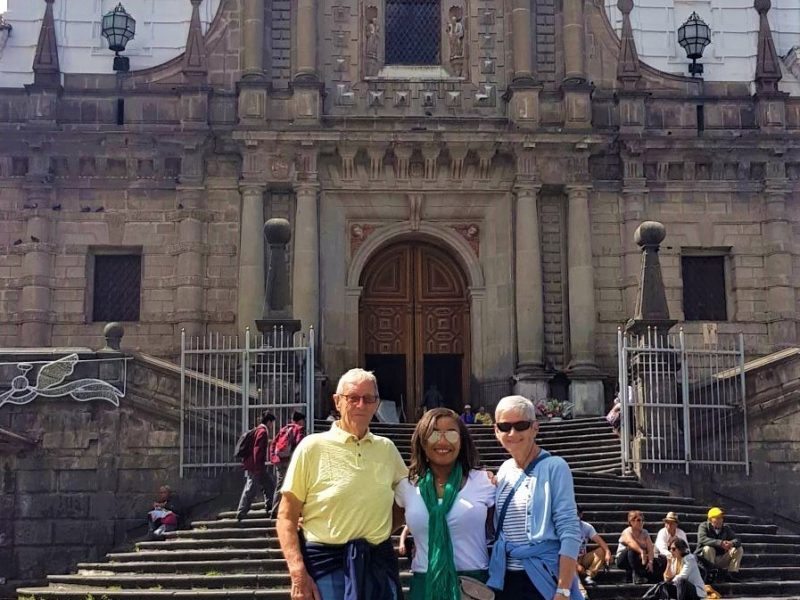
[395,469,496,573]
[654,526,689,558]
[671,554,708,598]
[495,461,533,570]
[579,520,598,557]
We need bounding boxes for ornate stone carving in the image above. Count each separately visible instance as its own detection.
[338,144,357,180]
[270,155,292,181]
[474,84,496,107]
[446,91,462,108]
[336,83,355,106]
[367,145,386,179]
[447,7,465,76]
[364,6,380,77]
[422,91,436,108]
[368,90,384,106]
[394,145,413,179]
[408,193,424,230]
[394,90,410,107]
[421,144,441,180]
[452,223,480,256]
[350,223,377,254]
[449,145,469,180]
[477,146,495,179]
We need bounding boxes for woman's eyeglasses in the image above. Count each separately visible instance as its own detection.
[495,420,533,433]
[427,430,460,444]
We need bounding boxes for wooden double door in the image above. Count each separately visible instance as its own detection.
[360,243,470,421]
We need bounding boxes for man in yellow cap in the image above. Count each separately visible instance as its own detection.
[695,507,744,582]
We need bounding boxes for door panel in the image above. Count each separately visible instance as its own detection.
[360,243,470,419]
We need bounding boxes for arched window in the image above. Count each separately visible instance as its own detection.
[385,0,440,65]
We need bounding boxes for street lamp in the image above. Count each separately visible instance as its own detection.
[101,3,136,72]
[678,12,711,77]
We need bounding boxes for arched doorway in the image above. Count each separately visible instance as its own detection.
[360,242,471,421]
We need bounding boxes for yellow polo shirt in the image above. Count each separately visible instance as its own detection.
[281,422,408,545]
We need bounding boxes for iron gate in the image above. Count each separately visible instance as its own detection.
[180,327,315,477]
[617,327,749,475]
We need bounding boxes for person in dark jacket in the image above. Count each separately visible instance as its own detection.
[695,507,743,581]
[235,411,276,522]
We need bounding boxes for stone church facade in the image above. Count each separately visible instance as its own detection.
[0,0,798,418]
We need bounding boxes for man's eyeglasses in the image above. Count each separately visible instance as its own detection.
[427,430,460,444]
[495,420,533,433]
[339,394,379,405]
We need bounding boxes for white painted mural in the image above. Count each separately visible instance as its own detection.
[604,0,800,90]
[0,0,221,87]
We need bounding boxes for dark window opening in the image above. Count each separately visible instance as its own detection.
[385,0,440,65]
[696,104,704,135]
[682,255,727,321]
[93,254,142,322]
[116,98,125,126]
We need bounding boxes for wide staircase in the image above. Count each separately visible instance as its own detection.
[17,417,800,599]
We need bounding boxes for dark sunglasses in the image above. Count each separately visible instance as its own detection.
[496,420,533,433]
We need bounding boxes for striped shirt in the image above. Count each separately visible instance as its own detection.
[495,462,532,570]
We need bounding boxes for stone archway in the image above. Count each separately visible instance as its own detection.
[359,242,471,421]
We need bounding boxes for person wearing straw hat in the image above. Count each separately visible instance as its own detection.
[654,512,689,576]
[696,507,744,582]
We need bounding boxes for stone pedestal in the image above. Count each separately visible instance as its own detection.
[562,83,592,130]
[514,377,549,404]
[569,379,604,417]
[507,85,541,129]
[291,83,322,125]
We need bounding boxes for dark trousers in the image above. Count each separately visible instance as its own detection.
[236,468,275,520]
[269,462,289,518]
[494,570,547,600]
[663,579,701,600]
[616,549,661,583]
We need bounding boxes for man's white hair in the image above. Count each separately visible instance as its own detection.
[336,368,380,396]
[495,395,537,421]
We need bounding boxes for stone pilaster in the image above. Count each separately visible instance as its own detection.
[175,185,207,338]
[237,183,266,334]
[562,0,585,84]
[292,181,320,335]
[20,184,54,346]
[763,172,797,348]
[620,149,647,316]
[513,182,548,401]
[753,0,787,131]
[566,184,603,413]
[242,0,265,80]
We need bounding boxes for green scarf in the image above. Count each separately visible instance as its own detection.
[419,466,463,600]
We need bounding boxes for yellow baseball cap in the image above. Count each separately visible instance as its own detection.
[707,507,724,519]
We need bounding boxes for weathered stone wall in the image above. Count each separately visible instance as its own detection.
[0,354,238,596]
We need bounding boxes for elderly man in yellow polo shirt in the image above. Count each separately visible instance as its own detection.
[276,368,408,600]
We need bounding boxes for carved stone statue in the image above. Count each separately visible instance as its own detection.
[365,8,380,77]
[447,9,465,76]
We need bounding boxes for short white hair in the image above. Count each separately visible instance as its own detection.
[336,368,380,397]
[495,395,537,421]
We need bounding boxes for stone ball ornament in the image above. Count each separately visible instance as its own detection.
[264,218,292,245]
[754,0,771,14]
[634,221,666,248]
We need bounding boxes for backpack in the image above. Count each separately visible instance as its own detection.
[269,423,302,464]
[234,425,260,461]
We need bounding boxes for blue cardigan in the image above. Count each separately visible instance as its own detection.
[486,450,583,599]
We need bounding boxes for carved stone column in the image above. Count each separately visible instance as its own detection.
[562,0,585,83]
[296,0,318,81]
[237,183,266,333]
[763,173,797,348]
[242,0,265,80]
[566,184,603,414]
[292,181,320,335]
[20,184,53,346]
[513,182,548,400]
[507,0,540,129]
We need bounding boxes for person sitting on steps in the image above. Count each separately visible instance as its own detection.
[696,507,744,583]
[654,511,689,577]
[664,538,708,600]
[576,505,612,588]
[615,510,659,584]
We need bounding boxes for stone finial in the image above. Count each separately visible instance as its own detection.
[32,0,60,87]
[626,221,675,334]
[0,14,12,59]
[102,322,125,352]
[183,0,208,82]
[754,0,782,94]
[263,218,292,316]
[616,0,641,90]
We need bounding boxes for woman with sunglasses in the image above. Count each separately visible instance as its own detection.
[664,538,708,600]
[394,407,495,600]
[486,395,583,600]
[615,510,659,584]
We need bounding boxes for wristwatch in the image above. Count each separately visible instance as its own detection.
[556,588,571,597]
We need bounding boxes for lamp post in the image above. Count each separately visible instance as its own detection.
[101,3,136,72]
[678,12,711,77]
